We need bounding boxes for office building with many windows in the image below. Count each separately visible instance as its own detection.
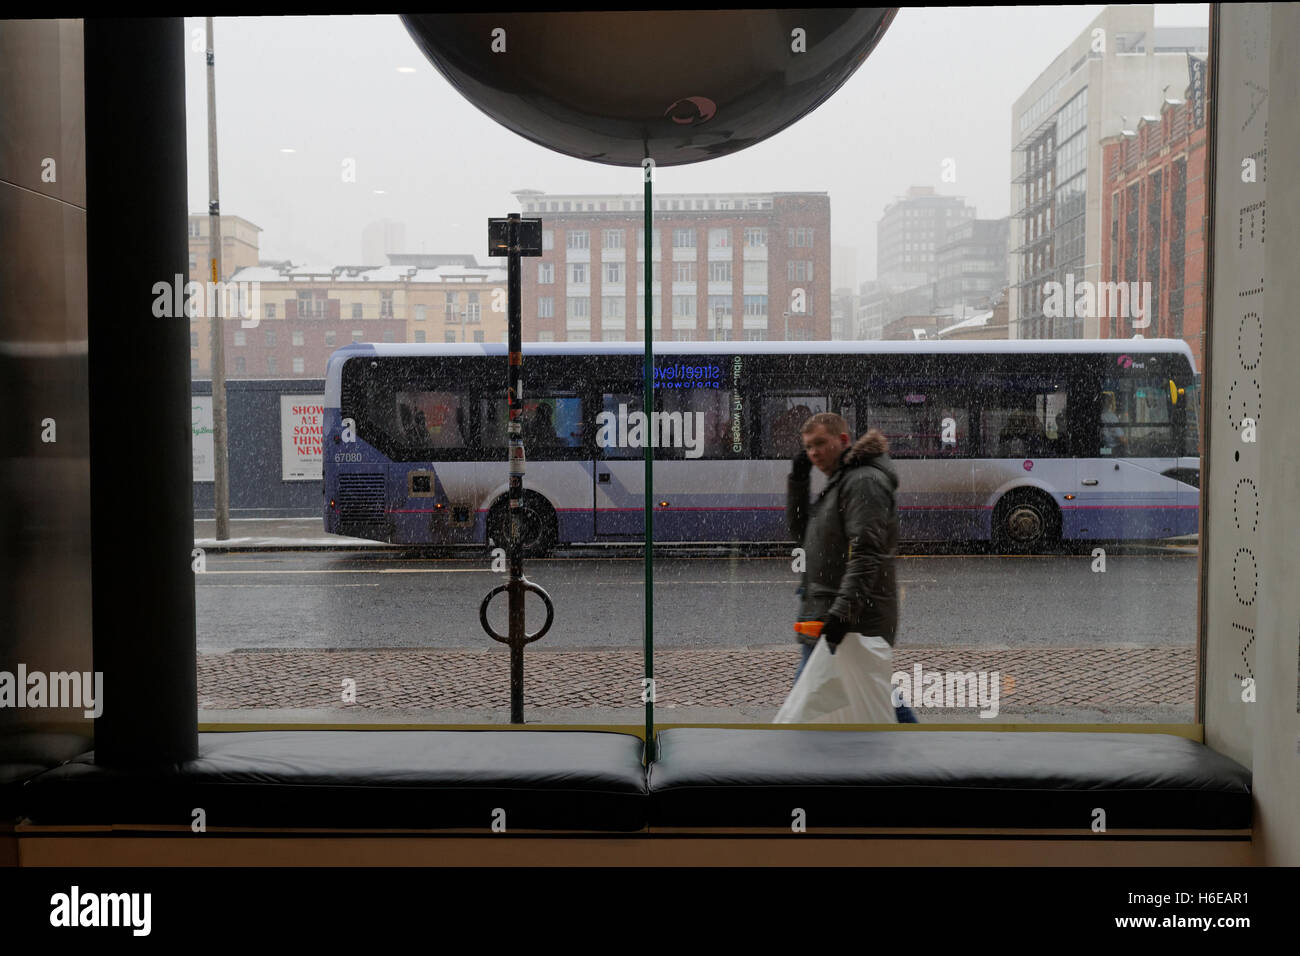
[513,189,830,341]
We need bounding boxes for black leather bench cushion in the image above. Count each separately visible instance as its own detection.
[22,730,647,831]
[648,729,1252,829]
[0,732,94,820]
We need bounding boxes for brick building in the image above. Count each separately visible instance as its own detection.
[514,189,831,341]
[192,259,507,380]
[1099,58,1209,372]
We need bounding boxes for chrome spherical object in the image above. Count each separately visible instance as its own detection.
[402,10,897,167]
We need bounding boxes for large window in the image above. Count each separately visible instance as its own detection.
[759,393,856,458]
[977,381,1069,458]
[1099,373,1176,457]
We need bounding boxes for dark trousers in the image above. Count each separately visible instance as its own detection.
[794,640,919,723]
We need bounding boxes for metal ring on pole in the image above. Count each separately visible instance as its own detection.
[479,577,555,644]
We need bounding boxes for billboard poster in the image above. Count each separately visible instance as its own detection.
[192,396,214,482]
[281,394,326,481]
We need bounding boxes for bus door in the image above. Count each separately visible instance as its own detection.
[593,390,647,538]
[1079,363,1182,540]
[869,379,976,542]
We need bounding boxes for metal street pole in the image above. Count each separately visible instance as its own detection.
[205,16,230,541]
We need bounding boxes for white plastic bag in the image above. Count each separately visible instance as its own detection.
[774,633,898,724]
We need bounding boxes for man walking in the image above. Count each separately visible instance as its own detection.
[787,412,917,722]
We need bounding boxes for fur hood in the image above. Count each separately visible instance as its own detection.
[838,427,898,489]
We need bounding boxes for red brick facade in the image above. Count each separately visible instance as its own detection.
[519,193,831,342]
[1099,74,1209,374]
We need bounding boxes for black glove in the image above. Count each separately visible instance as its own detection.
[791,450,812,481]
[821,614,849,653]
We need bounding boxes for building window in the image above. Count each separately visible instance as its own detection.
[292,330,304,346]
[234,356,245,375]
[413,330,426,343]
[743,261,767,284]
[744,295,767,316]
[672,228,696,248]
[604,261,623,284]
[673,261,697,282]
[265,303,276,319]
[539,262,554,284]
[265,329,276,346]
[673,295,696,318]
[292,357,304,374]
[267,356,278,375]
[325,331,335,347]
[744,330,765,341]
[708,227,731,248]
[352,330,363,342]
[787,227,814,247]
[708,261,732,283]
[538,296,554,319]
[380,292,393,318]
[567,297,590,319]
[445,330,457,343]
[568,330,590,342]
[352,303,362,319]
[191,359,199,376]
[636,228,662,248]
[537,331,554,342]
[473,330,484,343]
[603,229,624,249]
[787,261,813,281]
[602,296,625,320]
[445,291,458,321]
[234,330,245,347]
[542,230,554,250]
[188,220,201,239]
[466,293,481,323]
[744,228,767,247]
[569,263,587,284]
[415,304,426,322]
[383,330,395,343]
[567,230,589,249]
[190,332,199,348]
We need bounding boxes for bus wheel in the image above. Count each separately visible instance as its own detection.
[486,494,558,558]
[992,490,1061,555]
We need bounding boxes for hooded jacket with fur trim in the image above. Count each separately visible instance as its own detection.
[787,427,900,646]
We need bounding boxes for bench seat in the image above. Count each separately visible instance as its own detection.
[647,729,1252,830]
[20,730,648,832]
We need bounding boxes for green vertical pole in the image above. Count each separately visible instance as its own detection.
[643,162,655,760]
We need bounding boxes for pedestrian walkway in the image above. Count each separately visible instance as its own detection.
[199,645,1194,715]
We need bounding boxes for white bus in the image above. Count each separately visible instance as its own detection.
[323,339,1200,554]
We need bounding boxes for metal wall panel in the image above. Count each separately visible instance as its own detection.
[0,19,92,736]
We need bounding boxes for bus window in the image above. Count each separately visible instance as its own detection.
[978,385,1066,458]
[757,394,855,458]
[661,387,745,459]
[1099,375,1176,457]
[394,390,469,450]
[761,395,826,458]
[868,387,965,458]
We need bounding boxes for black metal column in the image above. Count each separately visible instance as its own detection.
[86,18,198,765]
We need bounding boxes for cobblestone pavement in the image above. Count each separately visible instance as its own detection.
[199,646,1194,712]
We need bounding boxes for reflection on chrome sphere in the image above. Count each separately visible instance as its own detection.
[401,10,896,167]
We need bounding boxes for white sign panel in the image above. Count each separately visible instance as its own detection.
[192,396,214,482]
[281,394,326,481]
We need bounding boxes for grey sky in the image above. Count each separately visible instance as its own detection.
[184,5,1208,284]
